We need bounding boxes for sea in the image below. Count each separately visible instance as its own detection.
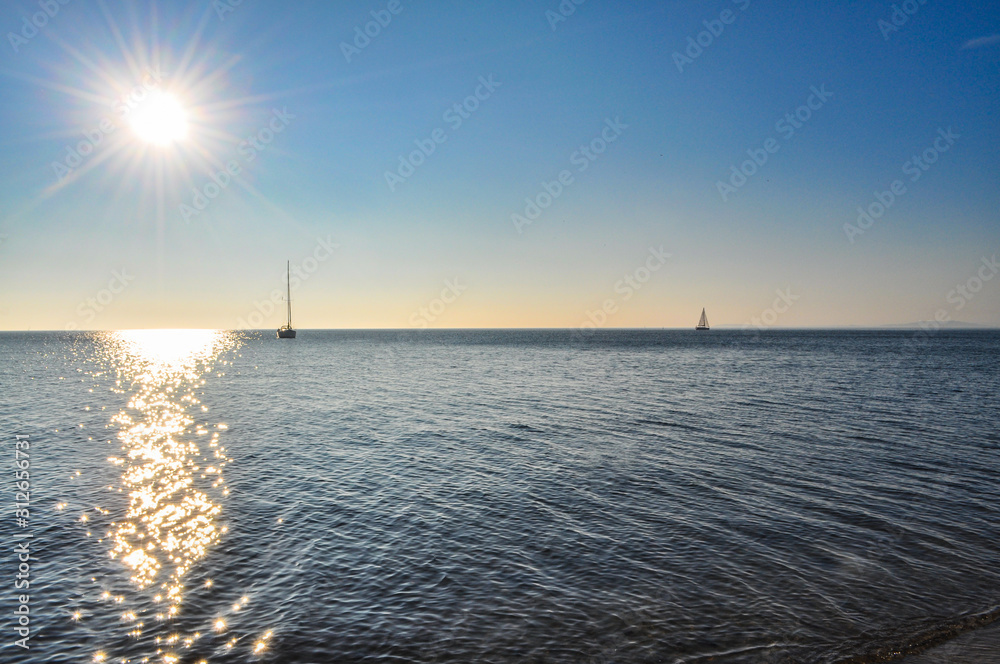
[1,329,998,664]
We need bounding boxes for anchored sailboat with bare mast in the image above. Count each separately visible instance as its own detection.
[277,261,296,339]
[696,308,710,331]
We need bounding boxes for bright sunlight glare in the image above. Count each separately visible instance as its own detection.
[128,91,188,145]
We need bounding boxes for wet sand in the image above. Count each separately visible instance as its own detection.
[903,620,1000,663]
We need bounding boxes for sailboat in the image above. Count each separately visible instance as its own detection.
[277,261,296,339]
[695,308,710,331]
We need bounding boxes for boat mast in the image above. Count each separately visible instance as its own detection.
[286,260,292,327]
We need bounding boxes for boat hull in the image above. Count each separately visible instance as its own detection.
[277,328,296,339]
[695,326,710,331]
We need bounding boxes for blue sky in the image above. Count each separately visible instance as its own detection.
[0,0,998,329]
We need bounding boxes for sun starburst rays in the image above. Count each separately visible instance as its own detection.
[11,0,326,249]
[25,7,266,225]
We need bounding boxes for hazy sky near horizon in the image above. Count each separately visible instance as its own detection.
[0,0,998,330]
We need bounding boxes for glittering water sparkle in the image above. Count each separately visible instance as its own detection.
[2,330,999,664]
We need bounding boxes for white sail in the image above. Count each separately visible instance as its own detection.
[696,308,709,330]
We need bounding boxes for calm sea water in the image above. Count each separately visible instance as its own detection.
[1,329,998,664]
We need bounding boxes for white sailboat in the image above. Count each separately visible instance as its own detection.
[277,261,296,339]
[696,308,710,331]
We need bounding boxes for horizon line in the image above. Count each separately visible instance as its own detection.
[2,325,998,333]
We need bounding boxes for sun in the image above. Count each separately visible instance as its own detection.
[128,91,188,145]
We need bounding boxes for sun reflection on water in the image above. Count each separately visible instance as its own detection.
[87,330,254,660]
[104,331,232,596]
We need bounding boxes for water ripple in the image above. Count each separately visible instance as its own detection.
[2,330,998,663]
